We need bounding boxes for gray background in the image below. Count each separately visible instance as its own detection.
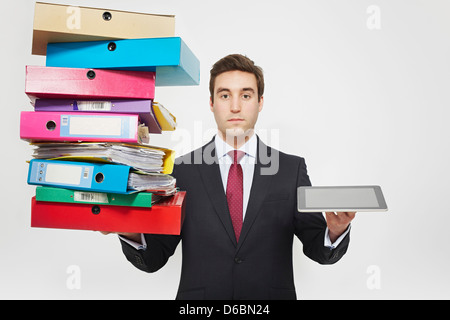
[1,0,449,299]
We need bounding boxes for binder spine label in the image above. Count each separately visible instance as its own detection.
[30,161,94,188]
[76,101,113,111]
[74,191,109,204]
[59,114,136,139]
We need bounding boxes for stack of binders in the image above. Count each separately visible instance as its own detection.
[20,2,200,235]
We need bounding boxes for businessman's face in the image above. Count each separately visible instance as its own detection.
[210,70,264,144]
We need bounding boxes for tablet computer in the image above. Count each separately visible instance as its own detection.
[297,185,388,212]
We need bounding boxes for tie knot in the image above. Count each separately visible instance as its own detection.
[228,150,245,164]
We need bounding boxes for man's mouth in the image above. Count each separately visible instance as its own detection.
[228,118,244,122]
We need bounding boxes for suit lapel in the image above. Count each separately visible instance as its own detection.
[237,138,275,251]
[197,137,238,247]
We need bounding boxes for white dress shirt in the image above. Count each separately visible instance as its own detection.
[121,132,349,250]
[214,133,257,219]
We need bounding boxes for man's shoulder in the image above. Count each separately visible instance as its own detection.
[261,144,306,166]
[174,144,212,167]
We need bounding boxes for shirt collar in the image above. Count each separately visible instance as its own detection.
[214,132,257,160]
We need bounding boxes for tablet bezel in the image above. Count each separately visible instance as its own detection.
[297,185,388,212]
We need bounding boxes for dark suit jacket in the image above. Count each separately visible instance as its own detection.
[120,135,350,300]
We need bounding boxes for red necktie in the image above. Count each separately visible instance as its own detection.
[226,150,245,242]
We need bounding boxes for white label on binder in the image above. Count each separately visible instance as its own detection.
[77,101,112,111]
[69,116,122,136]
[61,115,69,126]
[45,164,82,185]
[74,191,109,203]
[130,116,138,139]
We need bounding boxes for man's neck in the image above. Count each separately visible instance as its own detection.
[218,129,255,149]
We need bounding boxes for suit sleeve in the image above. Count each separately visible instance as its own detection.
[120,233,180,273]
[293,157,350,265]
[119,163,183,273]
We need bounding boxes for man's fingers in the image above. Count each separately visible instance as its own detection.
[325,211,356,223]
[346,212,357,219]
[338,211,356,219]
[335,211,356,222]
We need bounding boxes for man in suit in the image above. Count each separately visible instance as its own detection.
[108,54,355,300]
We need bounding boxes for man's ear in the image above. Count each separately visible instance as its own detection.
[258,95,264,112]
[209,96,214,112]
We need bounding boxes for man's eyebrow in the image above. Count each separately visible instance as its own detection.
[216,87,255,93]
[216,87,230,94]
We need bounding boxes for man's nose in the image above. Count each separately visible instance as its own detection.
[230,97,241,112]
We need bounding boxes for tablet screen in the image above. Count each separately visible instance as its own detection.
[305,188,379,208]
[298,186,387,212]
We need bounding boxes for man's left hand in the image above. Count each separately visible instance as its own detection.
[325,211,356,243]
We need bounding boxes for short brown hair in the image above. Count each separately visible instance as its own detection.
[209,54,264,103]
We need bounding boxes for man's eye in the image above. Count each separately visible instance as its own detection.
[221,94,229,99]
[242,94,251,99]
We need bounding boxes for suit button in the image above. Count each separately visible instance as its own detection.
[234,257,243,264]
